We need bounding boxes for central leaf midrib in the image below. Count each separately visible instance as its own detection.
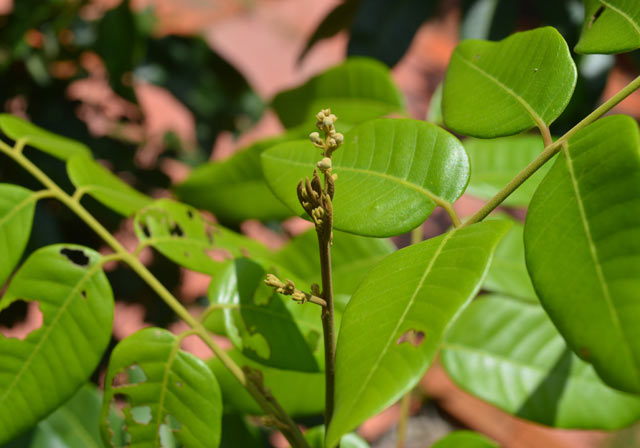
[563,146,640,384]
[152,337,181,447]
[455,51,545,130]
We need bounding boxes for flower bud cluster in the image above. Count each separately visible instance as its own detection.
[309,108,344,158]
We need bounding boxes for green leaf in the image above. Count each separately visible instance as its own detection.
[173,133,299,224]
[0,114,90,160]
[576,0,640,54]
[100,328,222,448]
[442,296,640,429]
[524,115,640,393]
[0,184,38,286]
[206,258,324,372]
[30,384,105,448]
[305,425,369,448]
[0,244,114,444]
[207,349,325,417]
[262,118,469,237]
[67,155,152,217]
[432,431,498,448]
[219,415,263,448]
[442,27,577,138]
[484,218,537,302]
[271,58,405,129]
[134,199,269,275]
[273,228,395,296]
[464,135,550,207]
[326,220,511,447]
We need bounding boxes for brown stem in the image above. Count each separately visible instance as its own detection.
[318,231,336,427]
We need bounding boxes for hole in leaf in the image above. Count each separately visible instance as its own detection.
[130,406,152,424]
[242,330,270,359]
[0,300,43,340]
[107,396,131,447]
[169,222,184,237]
[112,364,148,388]
[205,226,213,244]
[81,290,87,299]
[187,210,194,219]
[589,6,605,27]
[204,248,232,262]
[141,224,151,238]
[60,248,90,266]
[396,329,425,347]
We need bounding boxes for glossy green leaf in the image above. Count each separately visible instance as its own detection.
[442,27,577,138]
[524,115,640,393]
[68,155,152,217]
[442,296,640,429]
[326,220,511,447]
[271,58,405,129]
[464,135,550,207]
[173,133,298,224]
[0,184,38,286]
[576,0,640,54]
[207,349,324,417]
[484,219,537,302]
[262,118,469,237]
[273,228,395,296]
[206,258,324,372]
[100,328,222,448]
[432,431,498,448]
[0,114,90,160]
[0,244,114,444]
[305,425,369,448]
[134,199,269,275]
[30,384,106,448]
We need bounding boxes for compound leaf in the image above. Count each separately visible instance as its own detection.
[262,118,469,237]
[576,0,640,54]
[207,349,324,417]
[206,258,324,372]
[133,199,269,275]
[524,115,640,393]
[100,328,222,448]
[464,135,549,207]
[325,220,511,447]
[0,244,114,444]
[271,58,405,129]
[442,296,640,429]
[68,155,151,217]
[0,184,38,286]
[0,114,90,160]
[442,27,577,138]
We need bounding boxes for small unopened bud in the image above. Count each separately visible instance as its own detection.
[309,132,321,144]
[334,133,344,145]
[323,117,334,128]
[317,157,332,172]
[327,137,336,148]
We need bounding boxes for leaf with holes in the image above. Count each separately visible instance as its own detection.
[206,258,326,372]
[432,431,499,448]
[207,349,325,417]
[0,114,90,160]
[271,58,405,129]
[0,184,39,286]
[325,220,511,447]
[576,0,640,54]
[273,228,395,296]
[442,296,640,429]
[261,118,469,237]
[134,199,269,275]
[67,155,152,217]
[0,244,113,444]
[524,115,640,393]
[442,27,577,138]
[29,384,108,448]
[484,218,537,302]
[100,328,222,448]
[464,135,549,207]
[174,132,301,224]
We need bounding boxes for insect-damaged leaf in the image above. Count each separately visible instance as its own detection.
[206,258,326,372]
[576,0,640,55]
[0,245,113,444]
[133,199,269,275]
[100,328,222,448]
[325,220,510,447]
